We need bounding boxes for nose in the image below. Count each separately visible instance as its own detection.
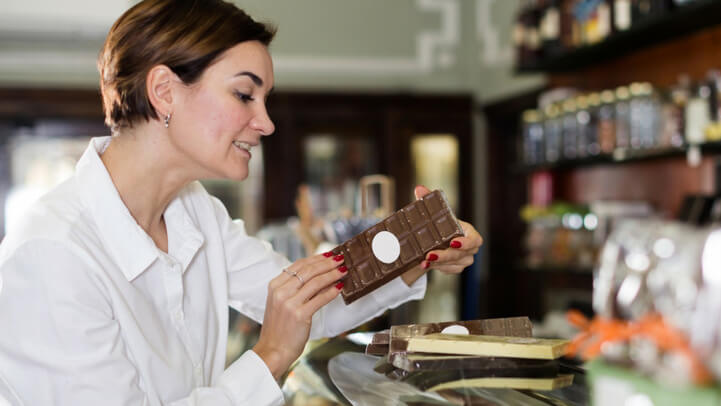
[250,104,275,136]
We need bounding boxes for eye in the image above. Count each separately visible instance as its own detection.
[234,91,255,103]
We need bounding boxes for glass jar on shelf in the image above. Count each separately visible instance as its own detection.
[685,80,712,146]
[587,92,602,156]
[562,98,579,159]
[522,109,545,165]
[598,90,617,154]
[659,85,685,149]
[544,103,564,163]
[615,86,632,152]
[629,82,662,150]
[575,95,592,158]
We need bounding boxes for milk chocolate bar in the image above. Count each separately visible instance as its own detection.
[332,190,463,304]
[365,329,390,355]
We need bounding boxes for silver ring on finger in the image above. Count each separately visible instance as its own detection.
[294,273,305,285]
[282,268,304,285]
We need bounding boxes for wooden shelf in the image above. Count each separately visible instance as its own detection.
[516,0,721,73]
[516,142,721,173]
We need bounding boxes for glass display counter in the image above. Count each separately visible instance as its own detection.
[283,336,589,406]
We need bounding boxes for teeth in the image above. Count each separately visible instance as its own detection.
[233,140,251,151]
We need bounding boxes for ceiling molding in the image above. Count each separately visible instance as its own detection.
[273,0,460,75]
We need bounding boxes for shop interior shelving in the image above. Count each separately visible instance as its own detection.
[484,6,721,320]
[516,0,721,73]
[517,142,721,173]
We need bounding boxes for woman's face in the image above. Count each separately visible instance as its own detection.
[170,40,275,181]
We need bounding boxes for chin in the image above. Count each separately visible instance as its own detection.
[225,170,249,182]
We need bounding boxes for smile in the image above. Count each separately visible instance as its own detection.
[232,140,252,157]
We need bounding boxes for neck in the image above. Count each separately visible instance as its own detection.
[101,124,193,239]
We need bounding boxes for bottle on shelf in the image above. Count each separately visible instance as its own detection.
[515,0,542,67]
[540,0,564,56]
[705,69,721,141]
[614,86,632,152]
[562,98,579,159]
[544,103,564,162]
[575,95,592,158]
[613,0,633,32]
[628,82,661,150]
[586,92,602,156]
[561,0,580,50]
[598,90,617,154]
[522,109,545,165]
[685,80,712,146]
[659,84,685,149]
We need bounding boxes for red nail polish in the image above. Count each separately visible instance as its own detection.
[323,252,334,257]
[421,261,429,270]
[450,241,462,249]
[428,253,438,261]
[338,265,348,273]
[335,281,344,290]
[333,254,344,262]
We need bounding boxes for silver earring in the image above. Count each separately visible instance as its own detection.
[164,113,171,128]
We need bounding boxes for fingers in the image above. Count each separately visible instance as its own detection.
[302,282,343,315]
[295,265,347,303]
[419,220,483,272]
[459,220,484,246]
[277,251,344,285]
[414,185,432,200]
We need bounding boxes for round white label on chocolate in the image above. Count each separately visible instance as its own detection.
[441,325,470,335]
[371,231,401,264]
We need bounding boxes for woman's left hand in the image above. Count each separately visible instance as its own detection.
[401,185,483,285]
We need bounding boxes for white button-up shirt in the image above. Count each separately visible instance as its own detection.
[0,137,426,405]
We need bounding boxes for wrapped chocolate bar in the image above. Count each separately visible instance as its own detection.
[331,189,464,304]
[365,329,390,356]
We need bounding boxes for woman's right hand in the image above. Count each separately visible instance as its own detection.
[252,252,347,379]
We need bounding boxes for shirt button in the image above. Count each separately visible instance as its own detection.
[194,365,203,382]
[175,311,184,322]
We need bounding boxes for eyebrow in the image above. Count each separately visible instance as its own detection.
[234,71,264,86]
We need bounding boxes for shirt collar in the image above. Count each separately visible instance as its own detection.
[164,194,205,273]
[75,136,204,281]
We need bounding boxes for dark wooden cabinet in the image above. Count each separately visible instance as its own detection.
[263,93,474,222]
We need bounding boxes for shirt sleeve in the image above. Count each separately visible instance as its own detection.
[0,239,283,406]
[209,196,428,338]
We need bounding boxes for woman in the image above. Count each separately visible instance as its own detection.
[0,1,483,405]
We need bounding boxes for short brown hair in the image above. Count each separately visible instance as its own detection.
[98,0,276,132]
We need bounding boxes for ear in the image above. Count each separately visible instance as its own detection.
[145,64,178,121]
